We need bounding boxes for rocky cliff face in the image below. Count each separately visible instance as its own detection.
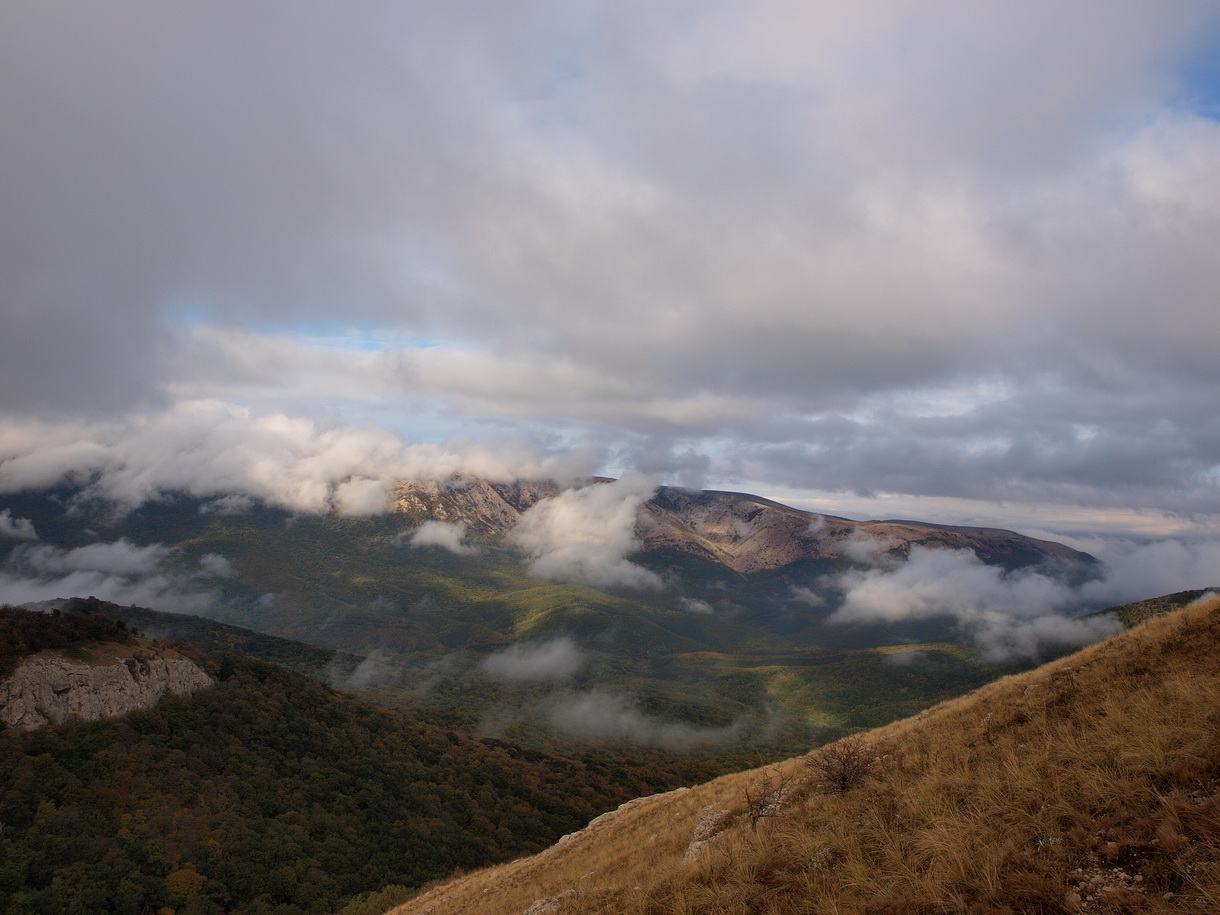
[0,643,213,732]
[390,474,562,536]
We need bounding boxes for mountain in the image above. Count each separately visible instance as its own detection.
[42,596,366,682]
[1087,587,1220,629]
[389,475,1096,573]
[390,592,1220,915]
[637,485,1090,573]
[390,475,562,536]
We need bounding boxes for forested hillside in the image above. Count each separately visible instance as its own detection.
[0,616,719,915]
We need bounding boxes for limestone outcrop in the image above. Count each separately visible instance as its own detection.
[0,645,213,731]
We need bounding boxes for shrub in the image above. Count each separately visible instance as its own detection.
[807,736,876,793]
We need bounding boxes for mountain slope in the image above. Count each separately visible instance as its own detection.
[45,596,365,682]
[0,607,720,915]
[638,486,1090,574]
[393,593,1220,915]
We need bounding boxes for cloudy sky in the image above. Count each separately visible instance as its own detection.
[3,0,1220,543]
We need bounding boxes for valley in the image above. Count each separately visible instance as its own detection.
[0,479,1098,754]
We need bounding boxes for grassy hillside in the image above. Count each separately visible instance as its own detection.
[393,593,1220,915]
[1090,588,1219,629]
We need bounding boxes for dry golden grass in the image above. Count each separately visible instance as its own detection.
[389,595,1220,915]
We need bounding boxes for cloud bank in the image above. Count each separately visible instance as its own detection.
[829,546,1122,661]
[0,510,37,541]
[0,402,589,515]
[0,538,228,614]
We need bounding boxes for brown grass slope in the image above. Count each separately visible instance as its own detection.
[390,595,1220,915]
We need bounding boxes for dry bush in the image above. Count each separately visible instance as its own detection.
[742,766,792,831]
[806,735,877,793]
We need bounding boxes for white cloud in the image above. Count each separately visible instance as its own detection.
[512,474,663,589]
[829,546,1120,661]
[789,585,825,607]
[332,477,389,515]
[1,539,224,614]
[407,520,475,555]
[1078,538,1220,606]
[198,553,234,577]
[0,509,37,540]
[543,688,744,749]
[842,532,900,567]
[333,648,403,691]
[480,637,584,681]
[679,597,714,615]
[199,494,256,516]
[20,539,172,577]
[0,401,591,515]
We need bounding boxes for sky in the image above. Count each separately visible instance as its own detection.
[3,0,1220,547]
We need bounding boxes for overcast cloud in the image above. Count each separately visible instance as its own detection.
[2,1,1220,544]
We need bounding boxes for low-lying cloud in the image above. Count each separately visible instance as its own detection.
[0,401,593,516]
[829,546,1121,662]
[480,637,583,682]
[679,597,715,615]
[542,688,744,750]
[842,532,900,566]
[512,474,663,590]
[1076,538,1220,607]
[0,538,229,614]
[333,648,403,691]
[406,520,475,556]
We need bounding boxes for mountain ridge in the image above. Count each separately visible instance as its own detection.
[390,476,1095,575]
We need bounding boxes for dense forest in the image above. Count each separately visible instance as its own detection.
[0,617,721,915]
[0,605,137,680]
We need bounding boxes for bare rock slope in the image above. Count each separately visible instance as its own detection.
[0,642,212,732]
